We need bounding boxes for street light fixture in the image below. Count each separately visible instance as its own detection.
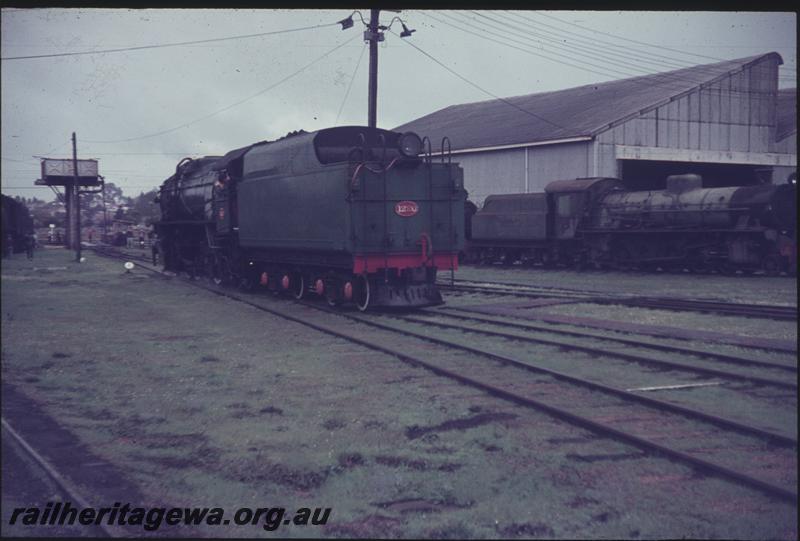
[399,22,416,38]
[338,15,354,30]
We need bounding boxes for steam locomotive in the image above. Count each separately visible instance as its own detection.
[155,126,467,310]
[1,194,34,257]
[468,174,796,275]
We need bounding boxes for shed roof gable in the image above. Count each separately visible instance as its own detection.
[395,53,783,152]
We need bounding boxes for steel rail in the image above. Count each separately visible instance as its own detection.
[440,304,797,354]
[196,285,799,503]
[440,281,798,320]
[385,313,797,390]
[448,277,797,307]
[613,298,798,320]
[418,309,798,373]
[97,246,797,445]
[90,248,799,503]
[309,307,797,448]
[440,282,599,300]
[1,418,124,538]
[443,277,616,296]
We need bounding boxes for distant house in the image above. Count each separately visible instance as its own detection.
[396,52,797,206]
[110,218,136,235]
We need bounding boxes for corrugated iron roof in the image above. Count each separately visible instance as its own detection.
[776,88,797,140]
[395,53,782,152]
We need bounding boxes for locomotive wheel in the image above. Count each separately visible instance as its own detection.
[239,271,256,291]
[354,274,371,312]
[502,251,519,266]
[688,260,708,274]
[763,256,781,276]
[206,254,223,285]
[639,261,658,273]
[291,273,307,300]
[716,261,737,276]
[325,290,340,307]
[188,253,205,280]
[573,253,589,271]
[220,256,236,286]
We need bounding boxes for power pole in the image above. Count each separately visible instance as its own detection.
[72,132,81,262]
[102,181,108,243]
[64,182,73,248]
[366,8,381,128]
[338,9,413,128]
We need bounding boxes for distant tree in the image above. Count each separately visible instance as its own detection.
[129,188,160,225]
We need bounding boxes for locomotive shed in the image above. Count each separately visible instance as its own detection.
[397,53,797,205]
[2,248,797,538]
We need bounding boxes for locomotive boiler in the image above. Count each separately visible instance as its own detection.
[468,174,796,275]
[156,126,467,310]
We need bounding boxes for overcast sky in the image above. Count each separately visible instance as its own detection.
[1,9,796,202]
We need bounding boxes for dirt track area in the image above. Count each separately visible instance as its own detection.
[2,248,797,538]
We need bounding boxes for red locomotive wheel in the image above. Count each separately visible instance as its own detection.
[291,273,306,300]
[355,275,371,312]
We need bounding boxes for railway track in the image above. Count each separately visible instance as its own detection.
[91,247,798,504]
[90,244,151,263]
[418,309,797,374]
[105,249,796,320]
[442,304,796,354]
[1,418,122,537]
[611,297,798,321]
[439,281,798,321]
[384,310,797,389]
[441,277,625,298]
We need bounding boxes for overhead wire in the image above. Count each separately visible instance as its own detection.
[453,11,753,93]
[453,11,661,80]
[530,11,796,83]
[503,11,701,71]
[49,152,198,156]
[507,11,796,84]
[1,22,339,61]
[335,42,367,126]
[390,30,567,131]
[427,11,781,98]
[490,11,692,71]
[37,140,72,158]
[83,34,360,144]
[535,11,739,64]
[423,11,631,82]
[427,12,700,95]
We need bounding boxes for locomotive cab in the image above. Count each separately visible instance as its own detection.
[545,178,625,238]
[544,178,625,265]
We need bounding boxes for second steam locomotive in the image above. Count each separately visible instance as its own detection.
[156,126,467,310]
[468,174,796,275]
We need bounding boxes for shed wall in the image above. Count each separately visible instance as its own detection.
[773,131,797,185]
[455,149,525,208]
[456,142,592,207]
[774,132,797,154]
[596,57,779,154]
[526,142,591,192]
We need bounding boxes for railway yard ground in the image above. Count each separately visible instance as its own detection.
[1,247,797,539]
